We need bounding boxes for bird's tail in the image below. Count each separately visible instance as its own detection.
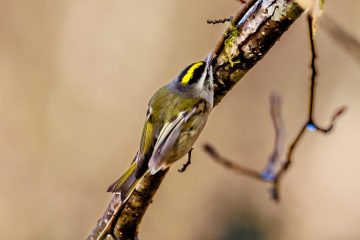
[107,161,144,202]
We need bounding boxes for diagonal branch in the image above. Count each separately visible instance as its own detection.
[88,1,305,239]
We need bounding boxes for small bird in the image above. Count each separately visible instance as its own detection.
[107,60,214,202]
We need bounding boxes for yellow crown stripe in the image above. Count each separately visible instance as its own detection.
[181,62,204,85]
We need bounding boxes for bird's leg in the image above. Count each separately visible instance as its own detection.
[178,148,194,173]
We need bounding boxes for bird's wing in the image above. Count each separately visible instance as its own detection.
[148,108,196,174]
[135,106,157,177]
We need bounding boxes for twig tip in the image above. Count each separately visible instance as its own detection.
[203,143,218,157]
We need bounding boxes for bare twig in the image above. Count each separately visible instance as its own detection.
[204,14,346,202]
[207,16,233,25]
[261,93,285,181]
[204,144,263,180]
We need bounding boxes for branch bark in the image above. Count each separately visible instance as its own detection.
[88,1,304,239]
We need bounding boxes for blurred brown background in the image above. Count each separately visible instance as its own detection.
[1,1,359,239]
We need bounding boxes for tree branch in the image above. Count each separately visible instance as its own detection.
[88,1,304,239]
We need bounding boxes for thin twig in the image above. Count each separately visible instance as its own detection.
[261,93,285,181]
[204,144,264,180]
[207,16,233,25]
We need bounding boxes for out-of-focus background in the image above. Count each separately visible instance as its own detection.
[1,1,359,239]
